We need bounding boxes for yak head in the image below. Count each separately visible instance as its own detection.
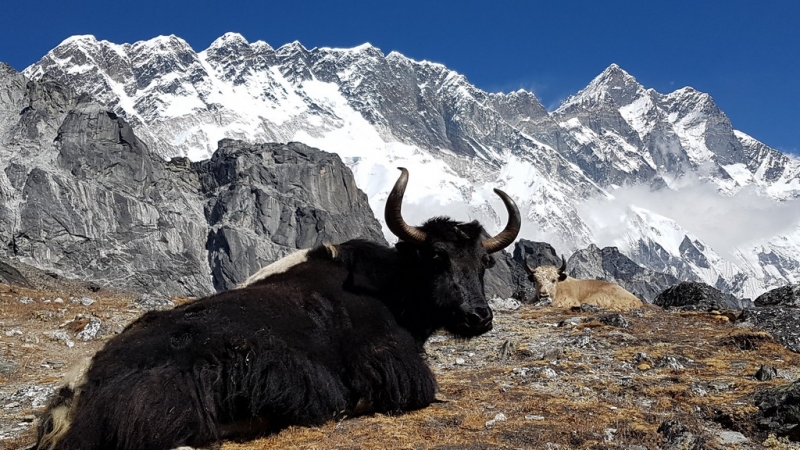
[524,256,567,302]
[385,168,521,338]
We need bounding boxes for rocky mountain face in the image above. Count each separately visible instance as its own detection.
[12,33,800,299]
[0,66,384,296]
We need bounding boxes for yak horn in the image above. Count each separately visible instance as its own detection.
[481,188,521,254]
[558,254,567,273]
[385,167,428,245]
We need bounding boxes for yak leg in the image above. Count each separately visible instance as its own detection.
[342,329,437,415]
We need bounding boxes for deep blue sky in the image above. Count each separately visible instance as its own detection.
[2,0,798,154]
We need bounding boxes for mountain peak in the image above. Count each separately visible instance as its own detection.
[208,32,250,50]
[586,64,644,102]
[58,34,99,47]
[557,64,645,111]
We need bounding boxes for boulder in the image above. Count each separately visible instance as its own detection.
[754,283,800,308]
[654,282,745,311]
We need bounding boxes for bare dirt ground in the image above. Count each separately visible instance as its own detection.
[2,280,799,449]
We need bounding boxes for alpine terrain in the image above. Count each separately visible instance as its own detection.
[15,33,800,299]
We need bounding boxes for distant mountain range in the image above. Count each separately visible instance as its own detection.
[12,33,800,298]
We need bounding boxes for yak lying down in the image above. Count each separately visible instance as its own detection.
[36,168,521,450]
[525,255,644,310]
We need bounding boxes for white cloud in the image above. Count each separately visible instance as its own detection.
[577,178,800,260]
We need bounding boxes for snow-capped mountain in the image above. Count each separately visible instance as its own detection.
[21,33,800,298]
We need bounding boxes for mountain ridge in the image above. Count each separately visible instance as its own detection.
[15,33,800,298]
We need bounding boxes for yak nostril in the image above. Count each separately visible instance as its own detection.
[475,307,492,321]
[467,307,493,326]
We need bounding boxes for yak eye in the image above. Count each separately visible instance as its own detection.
[482,255,495,268]
[431,250,448,263]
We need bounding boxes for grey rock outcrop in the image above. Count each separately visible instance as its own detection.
[199,139,385,291]
[740,307,800,354]
[569,244,680,303]
[0,67,386,296]
[754,283,800,308]
[512,239,562,269]
[754,380,800,440]
[654,281,747,311]
[484,250,528,300]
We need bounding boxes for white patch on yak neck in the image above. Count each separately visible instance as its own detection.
[238,249,311,288]
[237,244,339,288]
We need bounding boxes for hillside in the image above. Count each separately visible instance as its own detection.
[2,267,798,449]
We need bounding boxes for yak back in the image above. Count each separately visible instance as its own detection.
[552,277,644,311]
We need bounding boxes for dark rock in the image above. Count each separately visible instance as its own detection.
[484,250,528,300]
[654,281,746,311]
[755,364,778,381]
[755,283,800,308]
[754,380,800,440]
[0,259,30,287]
[575,303,601,313]
[198,139,385,291]
[657,420,705,449]
[512,239,561,269]
[596,313,631,329]
[741,307,800,353]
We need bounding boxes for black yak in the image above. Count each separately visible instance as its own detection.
[36,167,521,450]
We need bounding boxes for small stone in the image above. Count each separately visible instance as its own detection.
[79,297,95,306]
[488,297,521,312]
[485,412,506,429]
[4,328,22,337]
[597,314,631,328]
[454,357,465,365]
[717,431,749,445]
[755,364,778,381]
[637,363,651,371]
[654,355,685,371]
[54,297,64,304]
[535,367,558,379]
[604,428,618,442]
[558,317,583,327]
[18,297,33,304]
[22,414,36,422]
[76,317,102,341]
[4,402,20,409]
[525,415,545,421]
[51,330,75,348]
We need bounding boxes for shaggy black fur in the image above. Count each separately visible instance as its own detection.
[36,217,497,450]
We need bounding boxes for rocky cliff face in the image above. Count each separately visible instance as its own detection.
[0,66,385,296]
[197,139,385,291]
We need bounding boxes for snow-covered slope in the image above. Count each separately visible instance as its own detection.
[21,33,800,298]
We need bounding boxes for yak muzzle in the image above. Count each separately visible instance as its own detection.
[456,305,493,336]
